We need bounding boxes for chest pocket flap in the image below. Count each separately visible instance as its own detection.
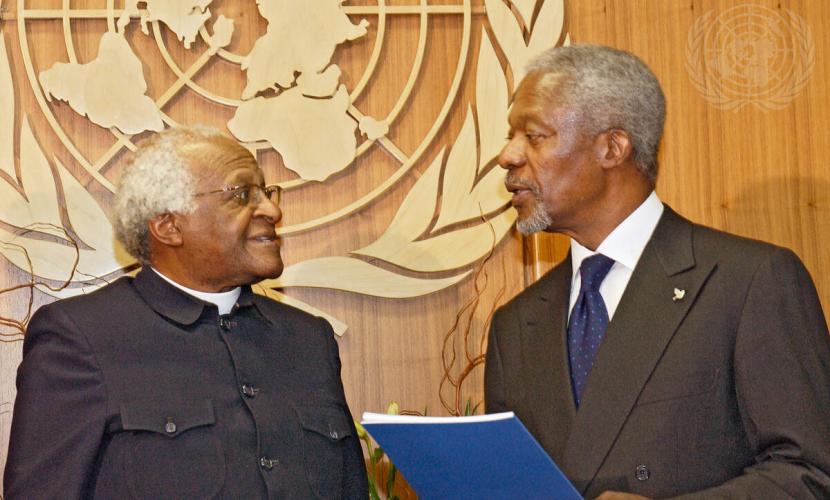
[120,398,216,438]
[295,404,353,441]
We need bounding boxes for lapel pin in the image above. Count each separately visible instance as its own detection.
[672,288,686,302]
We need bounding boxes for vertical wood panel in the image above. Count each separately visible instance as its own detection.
[1,1,828,495]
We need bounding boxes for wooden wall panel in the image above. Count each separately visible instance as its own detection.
[1,0,828,496]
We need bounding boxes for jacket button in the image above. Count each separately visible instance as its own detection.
[635,464,650,481]
[165,418,177,434]
[259,456,277,470]
[241,384,258,398]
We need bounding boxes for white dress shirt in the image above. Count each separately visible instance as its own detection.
[152,267,241,315]
[568,191,664,321]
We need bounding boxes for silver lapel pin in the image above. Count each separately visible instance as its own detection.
[672,288,686,302]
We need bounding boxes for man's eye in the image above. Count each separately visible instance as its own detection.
[232,188,250,204]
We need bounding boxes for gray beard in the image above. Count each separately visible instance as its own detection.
[505,174,553,235]
[516,201,553,235]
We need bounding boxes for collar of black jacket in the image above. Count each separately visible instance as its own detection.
[131,267,264,326]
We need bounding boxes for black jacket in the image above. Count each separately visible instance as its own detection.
[486,207,830,498]
[4,268,367,499]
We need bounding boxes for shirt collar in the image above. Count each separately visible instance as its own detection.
[152,268,241,314]
[571,191,664,276]
[133,267,260,325]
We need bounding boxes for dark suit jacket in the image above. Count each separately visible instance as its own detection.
[4,268,367,499]
[485,206,830,499]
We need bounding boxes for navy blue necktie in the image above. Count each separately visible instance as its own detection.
[568,254,615,406]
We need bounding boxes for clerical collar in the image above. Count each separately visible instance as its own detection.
[150,267,241,315]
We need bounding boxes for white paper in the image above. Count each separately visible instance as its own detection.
[361,411,515,425]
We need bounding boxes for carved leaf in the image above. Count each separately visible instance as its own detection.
[433,107,476,230]
[485,0,565,83]
[0,22,14,179]
[253,286,349,336]
[0,118,64,235]
[265,257,469,298]
[525,0,565,78]
[0,119,132,284]
[476,29,509,173]
[433,107,510,232]
[0,228,79,283]
[54,157,134,275]
[484,0,527,80]
[361,210,515,273]
[370,149,444,246]
[352,151,441,267]
[512,0,537,28]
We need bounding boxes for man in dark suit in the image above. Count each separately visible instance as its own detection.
[485,44,830,499]
[4,126,368,498]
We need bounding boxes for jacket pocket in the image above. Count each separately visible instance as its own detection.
[635,368,717,406]
[119,398,225,499]
[295,403,353,499]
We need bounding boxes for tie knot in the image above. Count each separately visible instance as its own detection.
[579,254,615,291]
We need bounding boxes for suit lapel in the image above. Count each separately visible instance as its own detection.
[561,207,717,492]
[519,255,577,459]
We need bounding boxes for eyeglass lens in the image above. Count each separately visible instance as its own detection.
[241,185,280,206]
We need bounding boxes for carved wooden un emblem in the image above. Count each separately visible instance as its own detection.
[1,0,566,333]
[685,4,814,111]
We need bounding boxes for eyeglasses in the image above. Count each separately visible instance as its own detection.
[193,184,282,207]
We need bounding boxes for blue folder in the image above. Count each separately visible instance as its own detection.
[361,412,582,500]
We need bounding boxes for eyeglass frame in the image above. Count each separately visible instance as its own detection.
[193,183,282,207]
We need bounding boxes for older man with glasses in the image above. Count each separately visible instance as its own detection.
[4,126,368,499]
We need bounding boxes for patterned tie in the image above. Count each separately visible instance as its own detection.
[568,254,615,406]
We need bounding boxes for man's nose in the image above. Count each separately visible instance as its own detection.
[254,193,282,224]
[498,138,525,170]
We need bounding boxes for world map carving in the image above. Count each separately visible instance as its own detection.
[38,0,381,181]
[1,0,567,326]
[40,31,164,135]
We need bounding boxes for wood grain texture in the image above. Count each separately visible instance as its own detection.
[1,1,829,496]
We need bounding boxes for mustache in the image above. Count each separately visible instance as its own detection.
[504,174,542,195]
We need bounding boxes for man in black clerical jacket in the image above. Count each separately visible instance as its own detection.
[4,126,367,498]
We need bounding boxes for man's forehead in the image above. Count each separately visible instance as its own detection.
[184,138,260,178]
[508,72,572,126]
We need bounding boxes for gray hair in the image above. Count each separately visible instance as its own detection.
[525,44,666,182]
[113,125,226,264]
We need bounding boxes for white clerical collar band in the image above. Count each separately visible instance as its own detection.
[150,267,241,315]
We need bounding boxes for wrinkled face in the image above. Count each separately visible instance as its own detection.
[177,138,283,291]
[500,72,604,236]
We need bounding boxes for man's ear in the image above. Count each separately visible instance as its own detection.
[147,213,184,248]
[594,129,633,169]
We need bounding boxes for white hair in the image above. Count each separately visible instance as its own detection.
[113,126,226,264]
[526,44,666,183]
